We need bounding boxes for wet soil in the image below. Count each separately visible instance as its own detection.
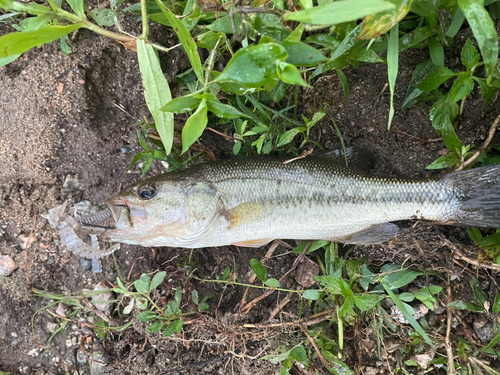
[1,12,500,375]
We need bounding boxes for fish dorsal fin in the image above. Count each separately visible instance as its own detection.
[334,223,398,245]
[318,146,376,174]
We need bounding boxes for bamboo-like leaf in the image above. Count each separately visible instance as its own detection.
[359,0,413,39]
[458,0,498,82]
[0,24,83,58]
[136,39,174,154]
[154,0,203,83]
[387,23,399,129]
[283,0,395,25]
[181,99,208,154]
[66,0,84,17]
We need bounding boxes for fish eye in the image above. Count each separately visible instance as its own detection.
[138,183,157,200]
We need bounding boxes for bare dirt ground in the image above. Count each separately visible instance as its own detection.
[1,13,500,375]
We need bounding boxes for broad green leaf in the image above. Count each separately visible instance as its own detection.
[473,77,499,105]
[282,42,327,67]
[250,258,268,282]
[146,321,164,333]
[399,292,415,302]
[66,0,84,17]
[0,0,52,15]
[302,289,322,300]
[338,295,354,318]
[387,23,399,129]
[21,14,52,32]
[429,96,462,152]
[192,290,199,305]
[0,24,83,58]
[417,66,456,91]
[182,99,208,154]
[292,240,329,254]
[381,269,422,290]
[289,346,307,363]
[269,80,289,102]
[493,291,500,314]
[277,127,306,147]
[467,227,483,243]
[465,302,484,311]
[264,278,280,288]
[383,284,434,347]
[428,38,444,67]
[207,13,243,34]
[461,38,480,70]
[215,43,287,88]
[162,319,183,337]
[161,95,201,113]
[446,8,465,38]
[196,31,225,49]
[276,61,309,87]
[316,275,353,297]
[353,294,383,311]
[447,300,468,309]
[207,100,248,119]
[402,60,436,110]
[283,0,395,25]
[136,311,157,322]
[359,0,413,39]
[60,35,72,55]
[136,39,174,154]
[426,152,460,169]
[306,34,340,49]
[150,271,167,291]
[310,56,348,79]
[90,9,116,27]
[449,75,474,103]
[154,0,203,83]
[0,54,20,67]
[285,23,305,43]
[134,274,150,294]
[458,0,498,82]
[348,48,384,63]
[332,25,360,60]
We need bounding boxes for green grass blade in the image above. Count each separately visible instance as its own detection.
[0,24,83,58]
[458,0,498,82]
[386,23,399,129]
[283,0,395,25]
[137,39,174,154]
[154,0,203,83]
[383,283,434,347]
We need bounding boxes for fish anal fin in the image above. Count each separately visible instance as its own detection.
[228,202,263,228]
[232,239,271,248]
[334,223,398,245]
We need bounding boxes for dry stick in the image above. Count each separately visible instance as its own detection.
[456,114,500,171]
[243,308,335,329]
[206,127,253,154]
[81,297,120,326]
[445,275,457,375]
[241,241,312,314]
[24,214,38,287]
[240,241,280,309]
[441,233,500,272]
[300,323,332,370]
[266,290,296,323]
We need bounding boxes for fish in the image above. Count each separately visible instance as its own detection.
[94,152,500,249]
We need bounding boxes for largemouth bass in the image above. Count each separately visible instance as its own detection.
[94,155,500,249]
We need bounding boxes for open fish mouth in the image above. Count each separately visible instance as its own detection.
[77,206,116,230]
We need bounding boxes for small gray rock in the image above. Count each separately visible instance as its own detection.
[0,255,16,276]
[80,258,92,271]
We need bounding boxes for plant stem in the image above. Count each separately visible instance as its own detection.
[194,276,303,294]
[140,0,149,39]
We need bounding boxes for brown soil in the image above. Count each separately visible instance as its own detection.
[1,13,499,375]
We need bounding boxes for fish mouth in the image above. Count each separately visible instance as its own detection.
[105,196,126,227]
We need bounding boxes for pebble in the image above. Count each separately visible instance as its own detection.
[92,282,115,313]
[0,255,16,276]
[48,256,55,264]
[46,322,58,332]
[473,316,496,343]
[56,302,71,318]
[80,258,92,271]
[63,174,86,190]
[120,145,130,154]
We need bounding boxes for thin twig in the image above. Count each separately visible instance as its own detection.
[243,309,335,329]
[24,214,37,287]
[445,275,456,375]
[456,115,500,171]
[300,324,331,370]
[241,241,312,314]
[206,127,253,154]
[282,149,314,165]
[441,233,500,272]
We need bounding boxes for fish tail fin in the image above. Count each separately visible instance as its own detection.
[443,165,500,228]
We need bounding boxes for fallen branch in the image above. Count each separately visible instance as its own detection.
[456,115,500,171]
[445,275,456,375]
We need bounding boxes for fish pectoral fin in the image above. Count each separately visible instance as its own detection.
[334,223,399,245]
[232,239,272,248]
[228,202,264,228]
